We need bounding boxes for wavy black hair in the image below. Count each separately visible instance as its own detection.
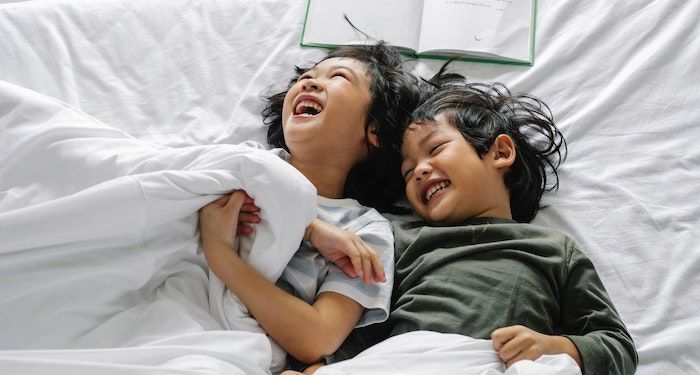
[402,69,567,222]
[261,43,420,212]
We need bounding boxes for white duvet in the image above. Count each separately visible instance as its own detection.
[0,81,317,373]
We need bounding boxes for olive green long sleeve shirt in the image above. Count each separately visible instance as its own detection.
[331,216,638,375]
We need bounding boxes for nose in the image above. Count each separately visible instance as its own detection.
[414,161,431,181]
[301,78,321,92]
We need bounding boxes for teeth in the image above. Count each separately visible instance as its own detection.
[425,181,450,202]
[294,100,322,115]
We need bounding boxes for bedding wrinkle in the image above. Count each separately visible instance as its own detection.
[550,1,697,142]
[0,0,698,372]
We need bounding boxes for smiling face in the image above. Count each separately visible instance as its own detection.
[281,57,374,165]
[400,114,515,225]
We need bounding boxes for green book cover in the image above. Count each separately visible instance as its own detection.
[300,0,537,66]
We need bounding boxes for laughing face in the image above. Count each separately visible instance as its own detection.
[400,114,514,225]
[281,57,373,164]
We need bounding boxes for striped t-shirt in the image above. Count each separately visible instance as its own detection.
[251,142,394,327]
[276,195,395,327]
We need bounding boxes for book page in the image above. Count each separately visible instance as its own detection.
[417,0,534,61]
[302,0,423,52]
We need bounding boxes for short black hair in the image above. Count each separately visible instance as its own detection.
[261,43,419,212]
[406,76,567,223]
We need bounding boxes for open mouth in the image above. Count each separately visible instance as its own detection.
[423,180,451,204]
[293,98,323,116]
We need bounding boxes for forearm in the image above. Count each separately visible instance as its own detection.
[204,241,361,363]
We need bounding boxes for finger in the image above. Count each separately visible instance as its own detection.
[505,348,540,368]
[225,191,247,211]
[359,245,372,285]
[491,326,517,350]
[498,335,527,363]
[240,203,260,213]
[209,195,231,208]
[242,192,255,204]
[347,247,364,280]
[336,258,358,278]
[367,248,385,282]
[237,224,254,236]
[237,212,261,223]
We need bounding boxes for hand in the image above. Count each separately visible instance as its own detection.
[491,325,582,368]
[199,190,249,251]
[304,219,386,284]
[279,363,323,375]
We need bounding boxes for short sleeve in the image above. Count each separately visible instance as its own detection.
[317,218,395,327]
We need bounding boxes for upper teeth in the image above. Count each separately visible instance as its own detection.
[425,181,450,202]
[295,100,322,115]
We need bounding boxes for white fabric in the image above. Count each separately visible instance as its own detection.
[315,331,581,375]
[0,80,317,373]
[0,0,699,373]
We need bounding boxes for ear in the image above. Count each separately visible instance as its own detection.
[367,122,380,149]
[491,134,516,170]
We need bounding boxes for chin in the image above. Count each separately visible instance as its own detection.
[424,211,449,226]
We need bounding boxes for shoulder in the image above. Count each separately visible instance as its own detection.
[317,196,390,230]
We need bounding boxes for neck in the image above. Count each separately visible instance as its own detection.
[289,156,351,199]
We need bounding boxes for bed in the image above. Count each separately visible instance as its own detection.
[0,0,698,374]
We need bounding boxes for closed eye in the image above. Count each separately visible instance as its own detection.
[429,142,446,155]
[402,168,414,181]
[297,74,313,82]
[331,71,349,80]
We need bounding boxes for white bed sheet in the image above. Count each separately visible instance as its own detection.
[0,0,699,374]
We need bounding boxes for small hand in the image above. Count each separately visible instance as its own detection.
[304,219,386,284]
[198,190,249,278]
[491,325,581,368]
[199,190,248,249]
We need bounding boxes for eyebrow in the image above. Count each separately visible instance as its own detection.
[401,127,439,164]
[417,128,440,148]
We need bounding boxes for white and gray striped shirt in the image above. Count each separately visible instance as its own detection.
[250,142,394,327]
[276,195,395,327]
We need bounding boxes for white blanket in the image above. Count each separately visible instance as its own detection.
[0,80,317,373]
[316,331,581,375]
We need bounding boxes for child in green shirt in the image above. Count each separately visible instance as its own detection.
[289,74,638,375]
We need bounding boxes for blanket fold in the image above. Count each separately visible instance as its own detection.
[0,80,317,374]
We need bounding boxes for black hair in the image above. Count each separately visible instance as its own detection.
[404,70,567,223]
[261,42,420,212]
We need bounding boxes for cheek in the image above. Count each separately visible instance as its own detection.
[405,183,421,208]
[281,93,296,124]
[283,84,302,111]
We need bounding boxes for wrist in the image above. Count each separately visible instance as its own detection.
[550,335,582,367]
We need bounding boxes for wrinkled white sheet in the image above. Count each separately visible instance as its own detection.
[0,0,699,374]
[316,331,581,375]
[0,80,317,373]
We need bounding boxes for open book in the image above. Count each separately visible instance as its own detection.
[301,0,537,66]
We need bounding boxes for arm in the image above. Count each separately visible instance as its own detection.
[199,192,366,363]
[557,247,638,375]
[491,246,637,374]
